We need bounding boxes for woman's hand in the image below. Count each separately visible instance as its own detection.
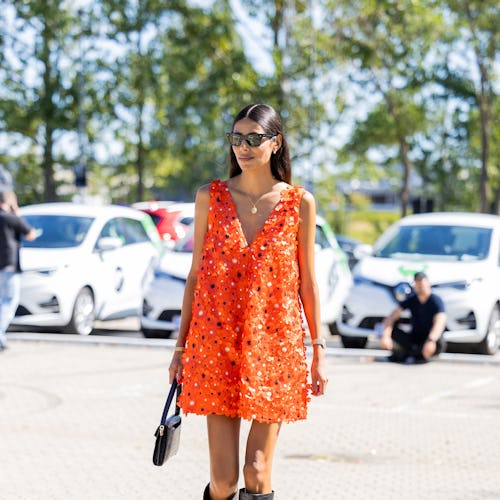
[310,355,328,396]
[169,351,184,384]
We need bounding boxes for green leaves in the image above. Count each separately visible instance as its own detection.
[0,0,498,213]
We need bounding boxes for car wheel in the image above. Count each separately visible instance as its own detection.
[142,327,175,339]
[65,287,95,335]
[476,305,500,355]
[340,335,368,349]
[328,322,339,335]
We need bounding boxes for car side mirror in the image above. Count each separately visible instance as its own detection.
[96,236,123,252]
[353,244,373,260]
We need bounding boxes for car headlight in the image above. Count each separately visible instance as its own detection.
[393,282,413,302]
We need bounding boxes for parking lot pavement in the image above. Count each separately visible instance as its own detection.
[1,339,500,500]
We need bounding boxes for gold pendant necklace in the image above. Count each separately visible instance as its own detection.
[244,186,279,215]
[248,196,259,215]
[247,193,267,215]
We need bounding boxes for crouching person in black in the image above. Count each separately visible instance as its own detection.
[380,272,446,363]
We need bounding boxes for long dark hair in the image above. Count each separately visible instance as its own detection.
[228,103,291,184]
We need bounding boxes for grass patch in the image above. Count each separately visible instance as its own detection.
[327,210,400,244]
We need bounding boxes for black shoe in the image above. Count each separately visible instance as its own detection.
[204,484,237,500]
[203,484,211,500]
[414,354,429,364]
[239,489,274,500]
[388,353,407,363]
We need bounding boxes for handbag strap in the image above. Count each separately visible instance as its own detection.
[160,379,182,425]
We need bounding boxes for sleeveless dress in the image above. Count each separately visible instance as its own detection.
[178,179,310,423]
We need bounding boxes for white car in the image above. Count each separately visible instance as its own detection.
[12,203,161,335]
[338,212,500,354]
[141,216,353,338]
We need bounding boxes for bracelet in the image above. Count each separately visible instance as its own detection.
[426,338,436,343]
[174,347,185,352]
[312,338,326,349]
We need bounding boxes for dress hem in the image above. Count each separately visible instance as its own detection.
[180,407,308,424]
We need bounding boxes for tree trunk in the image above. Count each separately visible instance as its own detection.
[493,184,500,215]
[41,22,56,202]
[271,0,286,112]
[42,125,56,201]
[136,107,144,202]
[477,92,491,214]
[399,139,411,218]
[385,92,411,218]
[464,1,492,213]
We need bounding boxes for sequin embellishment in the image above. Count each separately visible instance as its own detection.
[177,180,310,423]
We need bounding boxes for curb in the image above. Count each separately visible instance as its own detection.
[7,332,500,365]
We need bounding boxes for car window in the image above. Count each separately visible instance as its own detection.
[147,213,163,225]
[23,215,93,248]
[119,217,151,245]
[374,224,492,261]
[99,219,123,242]
[178,216,194,226]
[315,225,330,250]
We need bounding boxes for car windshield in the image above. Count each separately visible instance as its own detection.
[374,224,492,261]
[23,215,94,248]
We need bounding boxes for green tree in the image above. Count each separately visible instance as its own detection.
[0,1,111,203]
[99,0,261,203]
[236,1,348,201]
[0,1,80,201]
[436,0,500,213]
[328,0,447,216]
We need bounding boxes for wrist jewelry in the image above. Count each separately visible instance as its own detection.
[174,346,185,352]
[312,338,326,349]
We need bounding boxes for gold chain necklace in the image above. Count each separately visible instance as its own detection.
[246,192,267,215]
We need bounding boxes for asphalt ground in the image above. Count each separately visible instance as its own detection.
[1,326,500,500]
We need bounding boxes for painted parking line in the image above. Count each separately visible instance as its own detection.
[389,375,498,413]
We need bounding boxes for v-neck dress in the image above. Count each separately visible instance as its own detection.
[178,179,309,423]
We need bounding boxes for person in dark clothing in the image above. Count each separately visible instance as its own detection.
[380,272,447,363]
[0,190,37,350]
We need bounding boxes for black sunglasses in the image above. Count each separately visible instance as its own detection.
[226,132,276,147]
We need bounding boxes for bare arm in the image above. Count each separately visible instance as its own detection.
[24,228,37,241]
[169,185,210,382]
[427,312,446,341]
[422,311,447,358]
[298,191,327,396]
[380,306,403,350]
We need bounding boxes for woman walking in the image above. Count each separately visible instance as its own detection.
[169,103,328,499]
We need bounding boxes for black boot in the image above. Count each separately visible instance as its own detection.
[204,483,238,500]
[204,484,211,500]
[239,488,275,499]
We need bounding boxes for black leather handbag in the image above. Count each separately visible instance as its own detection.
[153,379,182,466]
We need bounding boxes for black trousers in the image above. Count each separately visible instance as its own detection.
[391,326,445,359]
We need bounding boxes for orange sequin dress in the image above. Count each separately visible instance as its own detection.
[178,179,310,423]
